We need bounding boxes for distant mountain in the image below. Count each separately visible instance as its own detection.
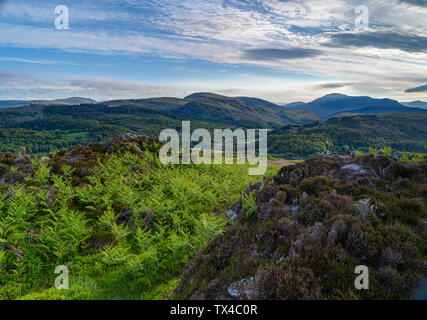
[31,97,97,106]
[401,100,427,109]
[0,97,96,108]
[0,100,26,109]
[284,93,418,118]
[4,93,426,129]
[282,101,307,109]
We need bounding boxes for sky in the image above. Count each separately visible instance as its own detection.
[0,0,427,104]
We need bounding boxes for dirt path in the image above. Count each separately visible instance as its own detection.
[267,160,296,166]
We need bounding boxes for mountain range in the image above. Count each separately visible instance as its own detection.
[282,93,425,119]
[0,91,426,157]
[1,93,426,126]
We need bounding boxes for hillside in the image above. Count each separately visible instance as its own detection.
[279,108,321,124]
[0,134,279,300]
[174,153,427,300]
[1,133,425,300]
[268,112,427,159]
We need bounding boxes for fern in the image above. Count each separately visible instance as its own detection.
[242,191,257,219]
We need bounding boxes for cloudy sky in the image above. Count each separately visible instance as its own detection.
[0,0,427,103]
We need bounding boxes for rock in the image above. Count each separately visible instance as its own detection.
[341,163,366,173]
[227,277,255,299]
[355,198,376,219]
[226,209,238,224]
[249,243,259,257]
[227,285,239,298]
[284,205,298,212]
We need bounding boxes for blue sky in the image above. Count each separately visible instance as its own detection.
[1,0,427,103]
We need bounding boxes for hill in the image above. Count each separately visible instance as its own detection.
[174,153,427,300]
[268,112,427,159]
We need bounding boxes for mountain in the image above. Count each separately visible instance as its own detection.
[102,92,295,126]
[401,100,427,109]
[282,101,307,109]
[0,97,96,108]
[179,92,294,126]
[284,93,419,118]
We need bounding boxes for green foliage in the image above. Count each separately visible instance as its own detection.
[268,113,427,159]
[380,146,392,156]
[368,147,379,156]
[193,213,227,251]
[32,162,51,185]
[0,146,278,300]
[242,191,257,219]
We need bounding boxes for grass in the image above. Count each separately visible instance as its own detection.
[66,131,91,142]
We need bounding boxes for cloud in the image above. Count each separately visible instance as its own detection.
[0,69,52,87]
[328,31,427,53]
[315,82,357,89]
[0,69,192,100]
[68,78,192,99]
[0,57,79,65]
[398,0,427,7]
[405,84,427,92]
[1,0,427,102]
[241,48,324,61]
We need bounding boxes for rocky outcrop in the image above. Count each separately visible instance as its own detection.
[0,134,161,187]
[173,154,427,300]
